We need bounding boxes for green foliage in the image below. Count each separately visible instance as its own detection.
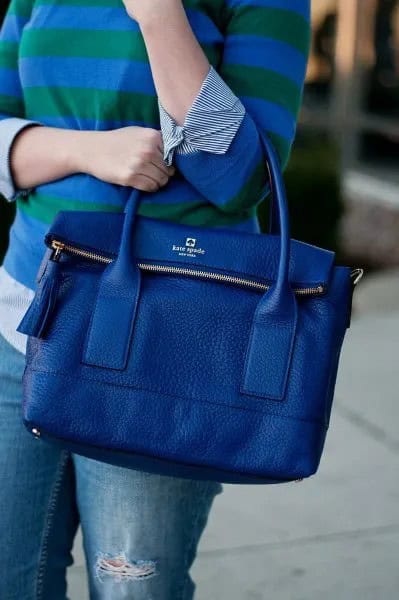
[258,133,344,253]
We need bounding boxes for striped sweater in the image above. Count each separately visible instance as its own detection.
[0,0,310,351]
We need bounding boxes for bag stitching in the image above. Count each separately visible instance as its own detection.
[26,367,328,428]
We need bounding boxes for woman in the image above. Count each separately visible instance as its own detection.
[0,0,311,597]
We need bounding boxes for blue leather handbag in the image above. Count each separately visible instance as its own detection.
[17,132,362,484]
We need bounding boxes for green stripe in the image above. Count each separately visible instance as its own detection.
[137,200,255,228]
[34,0,223,11]
[221,159,266,215]
[20,28,219,65]
[17,194,122,224]
[7,0,34,18]
[35,0,127,7]
[226,6,310,57]
[17,193,254,228]
[0,42,18,69]
[0,94,24,117]
[21,29,149,60]
[24,87,160,123]
[222,64,302,118]
[267,131,292,170]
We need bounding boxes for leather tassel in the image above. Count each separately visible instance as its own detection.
[17,259,60,338]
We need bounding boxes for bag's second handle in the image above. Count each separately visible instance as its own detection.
[239,131,297,400]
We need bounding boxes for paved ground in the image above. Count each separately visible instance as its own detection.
[68,268,399,599]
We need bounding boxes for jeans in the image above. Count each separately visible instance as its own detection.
[0,331,223,600]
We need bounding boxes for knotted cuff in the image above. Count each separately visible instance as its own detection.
[158,65,246,166]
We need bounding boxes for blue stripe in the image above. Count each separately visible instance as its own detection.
[23,115,158,130]
[34,174,129,207]
[239,96,295,141]
[0,67,22,97]
[138,177,212,207]
[224,0,310,20]
[0,15,30,42]
[20,57,156,95]
[184,9,224,44]
[28,5,139,32]
[224,35,307,86]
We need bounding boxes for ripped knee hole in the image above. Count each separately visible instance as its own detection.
[95,553,158,582]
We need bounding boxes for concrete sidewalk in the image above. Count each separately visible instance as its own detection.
[68,269,399,599]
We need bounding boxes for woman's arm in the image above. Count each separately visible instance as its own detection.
[123,0,209,125]
[9,125,175,194]
[0,0,174,200]
[126,1,246,167]
[128,0,311,215]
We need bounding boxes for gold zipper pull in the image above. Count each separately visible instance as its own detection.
[51,241,65,262]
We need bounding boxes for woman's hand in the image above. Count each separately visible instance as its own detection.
[122,0,182,24]
[10,125,175,194]
[78,126,175,192]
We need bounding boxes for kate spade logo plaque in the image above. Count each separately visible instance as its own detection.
[172,237,206,258]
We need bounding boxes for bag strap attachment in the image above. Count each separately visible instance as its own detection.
[82,191,142,370]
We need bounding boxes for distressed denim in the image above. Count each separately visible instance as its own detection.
[0,331,223,599]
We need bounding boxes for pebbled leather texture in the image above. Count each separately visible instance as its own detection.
[19,132,355,484]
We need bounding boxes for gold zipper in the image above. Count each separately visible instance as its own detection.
[50,240,325,296]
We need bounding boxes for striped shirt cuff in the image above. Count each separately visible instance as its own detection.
[0,117,41,201]
[158,65,246,166]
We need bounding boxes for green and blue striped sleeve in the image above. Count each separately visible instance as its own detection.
[0,0,40,200]
[171,0,311,216]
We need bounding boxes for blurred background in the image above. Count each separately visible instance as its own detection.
[1,1,398,599]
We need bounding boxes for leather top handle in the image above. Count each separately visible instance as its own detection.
[120,129,292,299]
[239,131,297,400]
[257,130,291,294]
